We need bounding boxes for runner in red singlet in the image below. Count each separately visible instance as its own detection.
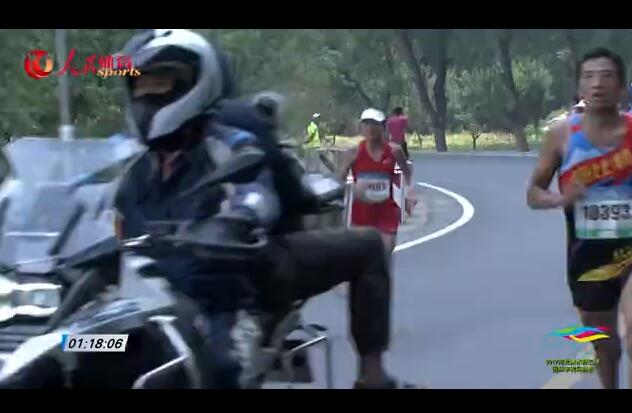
[339,108,416,255]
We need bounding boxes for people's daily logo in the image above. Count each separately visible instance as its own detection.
[24,48,141,80]
[551,326,610,343]
[24,50,54,79]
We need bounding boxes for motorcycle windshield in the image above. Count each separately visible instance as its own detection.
[0,138,144,272]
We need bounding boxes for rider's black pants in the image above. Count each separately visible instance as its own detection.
[169,227,391,388]
[262,227,392,356]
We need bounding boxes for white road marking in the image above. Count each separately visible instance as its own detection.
[394,182,475,253]
[334,181,472,298]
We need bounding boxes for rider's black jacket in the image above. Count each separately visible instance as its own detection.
[214,99,317,233]
[114,121,280,312]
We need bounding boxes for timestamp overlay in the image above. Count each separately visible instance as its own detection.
[61,334,129,352]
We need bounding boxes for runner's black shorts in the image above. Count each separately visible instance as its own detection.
[566,219,632,311]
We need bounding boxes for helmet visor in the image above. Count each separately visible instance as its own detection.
[130,62,194,99]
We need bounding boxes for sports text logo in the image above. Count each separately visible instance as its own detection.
[24,48,141,80]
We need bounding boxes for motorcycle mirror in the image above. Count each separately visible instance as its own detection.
[301,173,345,204]
[121,234,151,249]
[178,146,265,200]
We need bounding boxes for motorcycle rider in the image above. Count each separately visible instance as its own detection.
[114,29,280,388]
[115,29,407,389]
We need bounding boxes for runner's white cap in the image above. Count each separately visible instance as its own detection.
[574,100,587,109]
[312,113,321,119]
[360,108,386,123]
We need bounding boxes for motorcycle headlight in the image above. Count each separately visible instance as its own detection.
[0,276,61,323]
[0,331,64,380]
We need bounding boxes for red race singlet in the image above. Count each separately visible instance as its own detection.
[351,139,400,234]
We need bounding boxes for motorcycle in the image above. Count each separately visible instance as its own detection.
[0,137,143,343]
[0,136,174,388]
[0,135,344,388]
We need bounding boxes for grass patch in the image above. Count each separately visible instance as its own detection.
[327,132,542,152]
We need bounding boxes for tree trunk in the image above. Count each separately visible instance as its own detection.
[496,30,519,101]
[512,126,529,152]
[381,43,396,111]
[565,29,579,79]
[394,30,436,115]
[337,67,377,108]
[471,132,481,151]
[381,91,392,112]
[432,30,450,153]
[495,29,530,152]
[433,126,448,152]
[565,29,582,101]
[394,29,450,152]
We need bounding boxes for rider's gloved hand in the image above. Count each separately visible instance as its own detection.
[214,209,260,243]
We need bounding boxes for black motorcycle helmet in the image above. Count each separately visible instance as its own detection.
[120,29,226,150]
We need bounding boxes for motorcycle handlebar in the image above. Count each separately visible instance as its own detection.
[121,217,268,257]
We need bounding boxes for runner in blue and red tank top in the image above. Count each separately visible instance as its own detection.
[339,108,416,255]
[527,47,632,389]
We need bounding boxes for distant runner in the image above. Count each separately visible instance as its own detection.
[527,47,632,389]
[339,108,416,255]
[387,107,409,159]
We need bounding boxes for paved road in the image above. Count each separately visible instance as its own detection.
[295,153,616,389]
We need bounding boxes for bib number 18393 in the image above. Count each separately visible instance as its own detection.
[575,200,632,239]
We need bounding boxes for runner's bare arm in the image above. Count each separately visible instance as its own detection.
[337,146,358,181]
[390,143,412,188]
[527,121,566,209]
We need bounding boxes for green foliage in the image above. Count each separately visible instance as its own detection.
[4,29,632,151]
[513,58,555,126]
[448,67,506,133]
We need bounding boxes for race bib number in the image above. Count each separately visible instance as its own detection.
[358,178,390,203]
[575,199,632,239]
